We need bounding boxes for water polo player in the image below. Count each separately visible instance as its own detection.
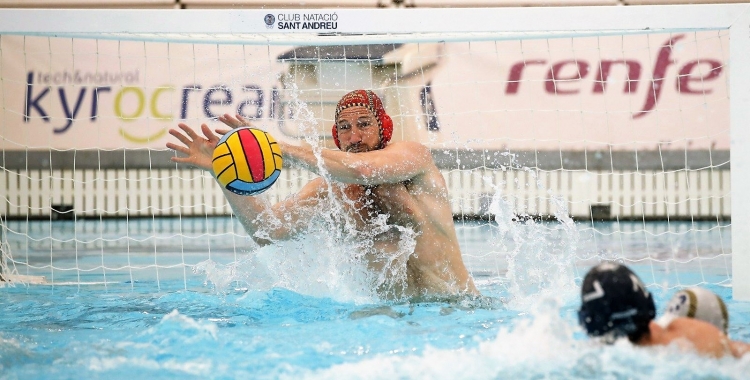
[578,262,749,358]
[663,286,729,334]
[167,89,479,300]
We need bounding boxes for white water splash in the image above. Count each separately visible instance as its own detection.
[485,157,580,311]
[154,310,219,340]
[195,212,417,304]
[299,298,750,380]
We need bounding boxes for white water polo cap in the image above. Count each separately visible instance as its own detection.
[664,287,728,334]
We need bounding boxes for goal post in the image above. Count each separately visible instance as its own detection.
[729,6,750,301]
[0,5,748,298]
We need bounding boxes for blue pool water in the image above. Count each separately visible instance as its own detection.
[2,219,749,379]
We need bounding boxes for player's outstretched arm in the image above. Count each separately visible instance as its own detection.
[167,119,323,247]
[167,122,273,239]
[248,178,327,245]
[216,177,326,246]
[281,141,433,186]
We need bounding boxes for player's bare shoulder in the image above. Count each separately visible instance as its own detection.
[387,142,446,195]
[385,141,436,171]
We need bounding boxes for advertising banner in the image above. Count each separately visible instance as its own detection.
[423,32,728,151]
[0,31,729,152]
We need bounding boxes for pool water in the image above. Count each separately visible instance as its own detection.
[2,219,749,379]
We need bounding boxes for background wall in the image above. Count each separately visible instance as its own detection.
[0,0,746,9]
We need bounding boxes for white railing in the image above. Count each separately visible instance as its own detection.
[1,167,730,220]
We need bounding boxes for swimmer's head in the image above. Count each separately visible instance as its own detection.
[332,90,393,152]
[578,263,656,343]
[664,287,729,334]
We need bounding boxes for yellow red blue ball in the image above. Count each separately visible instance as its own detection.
[212,127,282,196]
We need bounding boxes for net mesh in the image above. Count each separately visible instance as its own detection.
[0,28,732,291]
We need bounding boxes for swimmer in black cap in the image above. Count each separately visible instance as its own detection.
[578,262,749,358]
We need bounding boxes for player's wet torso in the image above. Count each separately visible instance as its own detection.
[334,176,477,299]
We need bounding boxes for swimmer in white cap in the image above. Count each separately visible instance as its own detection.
[663,287,728,334]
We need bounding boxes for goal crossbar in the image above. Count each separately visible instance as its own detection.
[0,5,747,36]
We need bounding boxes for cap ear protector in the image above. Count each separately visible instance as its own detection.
[578,263,656,343]
[332,89,393,150]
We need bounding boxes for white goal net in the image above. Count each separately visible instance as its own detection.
[0,6,749,299]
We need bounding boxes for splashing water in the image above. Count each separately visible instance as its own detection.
[301,296,750,380]
[195,217,416,304]
[485,155,580,310]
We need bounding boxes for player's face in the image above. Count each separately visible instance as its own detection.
[336,106,380,153]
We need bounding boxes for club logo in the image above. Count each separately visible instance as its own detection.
[264,14,275,29]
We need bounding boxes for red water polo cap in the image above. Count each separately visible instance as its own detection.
[331,90,393,150]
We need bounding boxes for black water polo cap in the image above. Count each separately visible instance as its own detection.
[578,263,656,342]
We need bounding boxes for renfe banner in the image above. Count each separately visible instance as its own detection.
[0,31,729,151]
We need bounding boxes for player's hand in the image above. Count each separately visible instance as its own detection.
[217,113,252,135]
[166,123,219,172]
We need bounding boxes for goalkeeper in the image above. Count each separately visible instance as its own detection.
[167,90,479,301]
